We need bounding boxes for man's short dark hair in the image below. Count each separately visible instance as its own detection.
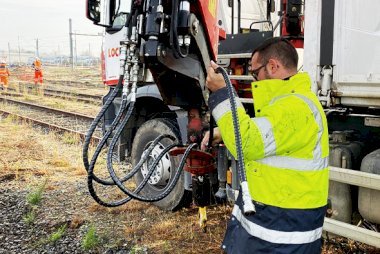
[252,37,298,70]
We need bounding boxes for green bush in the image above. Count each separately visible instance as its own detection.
[82,225,99,250]
[48,224,67,243]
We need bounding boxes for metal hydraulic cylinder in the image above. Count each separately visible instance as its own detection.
[215,144,228,201]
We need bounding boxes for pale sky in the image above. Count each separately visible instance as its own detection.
[0,0,104,58]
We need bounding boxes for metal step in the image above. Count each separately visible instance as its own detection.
[229,75,254,81]
[218,53,252,59]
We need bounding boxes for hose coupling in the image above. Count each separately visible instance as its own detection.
[241,181,256,215]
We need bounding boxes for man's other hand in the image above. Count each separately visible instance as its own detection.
[201,127,222,151]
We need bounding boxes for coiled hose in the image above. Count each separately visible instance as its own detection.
[215,66,255,214]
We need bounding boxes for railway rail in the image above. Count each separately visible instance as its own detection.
[0,96,101,142]
[43,78,104,88]
[2,86,102,104]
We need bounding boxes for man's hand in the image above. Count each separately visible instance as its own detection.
[206,60,226,92]
[201,127,222,151]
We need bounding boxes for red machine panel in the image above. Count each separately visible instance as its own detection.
[196,0,220,60]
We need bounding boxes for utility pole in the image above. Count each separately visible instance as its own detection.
[74,31,78,66]
[36,38,39,57]
[8,42,11,65]
[69,18,74,69]
[18,36,21,65]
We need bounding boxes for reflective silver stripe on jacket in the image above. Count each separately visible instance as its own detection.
[257,94,328,170]
[252,117,276,157]
[257,155,328,170]
[294,94,324,160]
[212,98,244,122]
[232,205,323,244]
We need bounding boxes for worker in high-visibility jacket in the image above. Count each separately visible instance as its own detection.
[0,60,10,91]
[33,57,43,85]
[204,37,329,253]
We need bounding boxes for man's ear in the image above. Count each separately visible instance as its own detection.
[267,58,279,75]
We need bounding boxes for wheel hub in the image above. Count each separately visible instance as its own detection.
[141,142,171,186]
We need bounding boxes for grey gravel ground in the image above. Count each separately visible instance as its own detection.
[0,180,144,254]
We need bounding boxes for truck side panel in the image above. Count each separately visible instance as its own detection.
[304,0,380,107]
[333,0,380,107]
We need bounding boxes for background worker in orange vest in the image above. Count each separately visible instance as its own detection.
[32,57,43,85]
[0,60,10,91]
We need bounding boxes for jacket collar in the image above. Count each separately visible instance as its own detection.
[251,72,312,114]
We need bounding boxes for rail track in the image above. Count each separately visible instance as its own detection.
[43,78,104,88]
[2,86,102,104]
[0,96,101,143]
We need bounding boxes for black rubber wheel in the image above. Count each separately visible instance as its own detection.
[131,118,191,211]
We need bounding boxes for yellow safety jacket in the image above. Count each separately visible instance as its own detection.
[210,72,329,209]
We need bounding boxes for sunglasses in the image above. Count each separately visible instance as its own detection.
[249,63,267,81]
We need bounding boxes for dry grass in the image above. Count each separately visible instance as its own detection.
[0,117,46,179]
[0,114,229,253]
[0,115,90,183]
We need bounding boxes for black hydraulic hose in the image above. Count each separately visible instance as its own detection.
[109,142,197,202]
[87,142,177,207]
[105,101,136,174]
[170,0,180,58]
[215,67,245,182]
[87,98,130,185]
[88,140,196,206]
[87,134,177,207]
[83,6,138,182]
[207,115,215,149]
[215,67,255,214]
[113,134,177,183]
[86,101,136,206]
[83,76,123,174]
[104,96,195,201]
[108,143,176,202]
[170,0,188,58]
